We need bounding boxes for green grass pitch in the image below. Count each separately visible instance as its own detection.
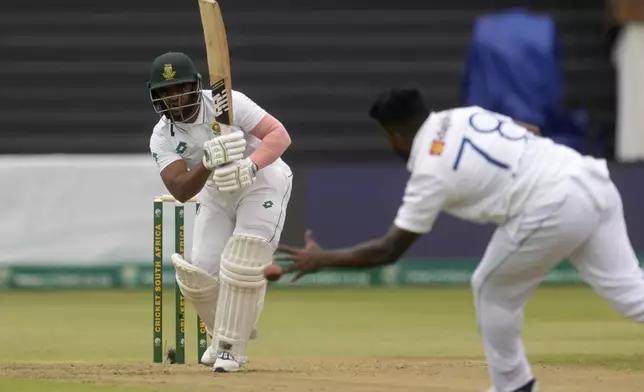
[1,286,643,391]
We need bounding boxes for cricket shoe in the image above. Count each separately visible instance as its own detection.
[200,346,248,367]
[487,379,539,392]
[200,346,218,366]
[213,351,243,373]
[200,328,258,366]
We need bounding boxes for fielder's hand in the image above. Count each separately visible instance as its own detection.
[202,129,246,169]
[274,230,324,282]
[211,157,258,192]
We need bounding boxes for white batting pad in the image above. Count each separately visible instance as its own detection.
[252,282,267,339]
[213,235,272,362]
[172,253,220,337]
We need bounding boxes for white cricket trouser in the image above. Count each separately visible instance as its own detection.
[191,161,293,277]
[472,174,644,392]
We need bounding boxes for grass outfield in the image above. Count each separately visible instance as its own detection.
[1,286,643,391]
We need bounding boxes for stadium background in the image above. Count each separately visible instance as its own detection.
[0,0,641,289]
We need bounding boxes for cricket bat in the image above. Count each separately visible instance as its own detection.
[198,0,234,131]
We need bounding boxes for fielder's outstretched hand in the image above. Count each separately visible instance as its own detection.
[275,230,323,282]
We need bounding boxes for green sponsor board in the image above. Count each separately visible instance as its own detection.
[1,257,633,290]
[271,260,588,287]
[0,266,121,289]
[0,264,172,290]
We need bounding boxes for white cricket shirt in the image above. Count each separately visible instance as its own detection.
[149,90,269,172]
[394,106,603,234]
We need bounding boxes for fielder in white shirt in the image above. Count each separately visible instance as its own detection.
[277,87,644,392]
[148,52,293,372]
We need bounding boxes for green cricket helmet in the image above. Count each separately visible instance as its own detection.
[147,52,203,123]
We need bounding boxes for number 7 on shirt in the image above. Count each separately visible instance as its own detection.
[452,113,528,171]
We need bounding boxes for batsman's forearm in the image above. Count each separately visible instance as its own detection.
[167,162,211,203]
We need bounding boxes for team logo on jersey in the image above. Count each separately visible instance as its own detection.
[210,122,222,135]
[430,140,445,155]
[175,141,188,155]
[430,114,450,156]
[162,64,176,81]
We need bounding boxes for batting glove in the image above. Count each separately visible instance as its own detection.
[211,158,258,192]
[202,129,246,169]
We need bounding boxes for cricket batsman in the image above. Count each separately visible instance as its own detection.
[147,51,293,372]
[277,87,644,391]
